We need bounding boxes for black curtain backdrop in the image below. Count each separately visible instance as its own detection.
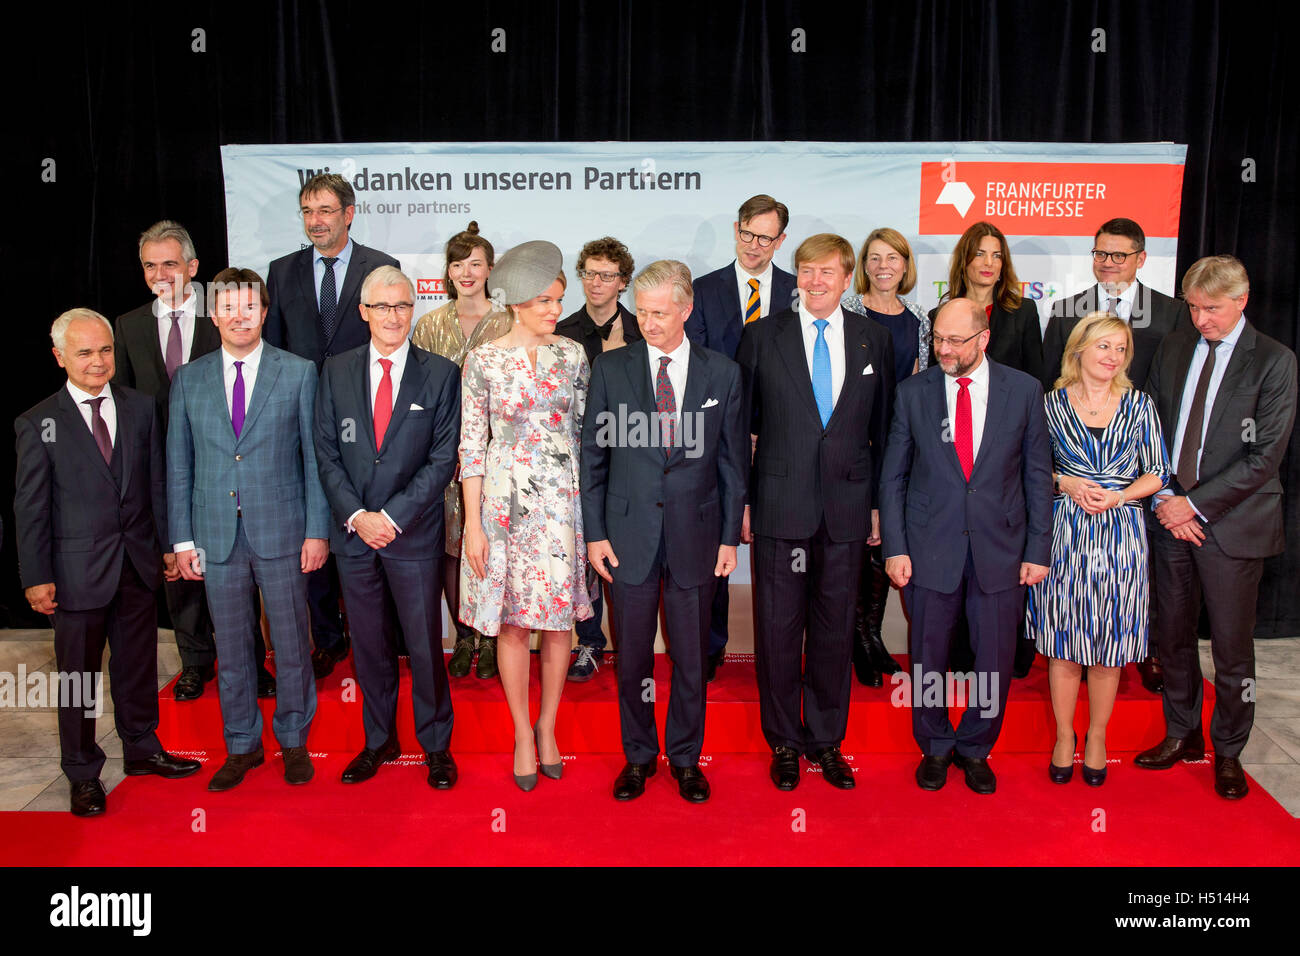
[4,0,1297,634]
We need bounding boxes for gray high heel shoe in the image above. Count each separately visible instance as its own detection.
[534,723,563,780]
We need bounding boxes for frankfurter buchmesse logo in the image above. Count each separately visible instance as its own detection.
[50,886,151,936]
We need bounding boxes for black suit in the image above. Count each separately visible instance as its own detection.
[1146,319,1298,757]
[581,339,747,765]
[14,385,167,781]
[929,298,1044,382]
[314,343,461,752]
[264,240,400,655]
[1042,281,1189,389]
[736,307,894,753]
[114,299,228,670]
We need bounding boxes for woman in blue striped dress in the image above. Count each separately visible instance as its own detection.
[1026,312,1170,786]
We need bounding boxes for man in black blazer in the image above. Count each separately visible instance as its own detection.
[582,260,747,803]
[881,298,1053,795]
[1137,256,1297,800]
[264,172,400,679]
[314,266,461,788]
[685,194,797,682]
[736,234,894,791]
[15,310,200,816]
[113,220,271,702]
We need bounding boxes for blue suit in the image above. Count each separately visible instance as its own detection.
[314,343,461,752]
[880,358,1053,758]
[168,342,330,754]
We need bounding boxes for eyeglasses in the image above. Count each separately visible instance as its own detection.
[364,303,414,317]
[578,269,622,283]
[300,206,342,219]
[1091,249,1141,264]
[738,229,781,247]
[932,330,985,349]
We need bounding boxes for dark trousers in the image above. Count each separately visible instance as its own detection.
[575,565,608,650]
[337,551,454,753]
[610,540,714,766]
[905,546,1022,758]
[51,558,162,781]
[752,521,863,753]
[708,574,729,656]
[307,553,346,652]
[1150,521,1262,758]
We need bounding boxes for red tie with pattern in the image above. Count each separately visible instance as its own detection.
[655,356,676,455]
[374,358,393,451]
[955,376,974,480]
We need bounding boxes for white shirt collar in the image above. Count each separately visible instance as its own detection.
[1095,281,1139,309]
[648,334,692,367]
[734,259,773,288]
[946,352,990,388]
[153,292,197,319]
[370,338,411,373]
[66,379,113,406]
[1208,313,1247,349]
[222,339,264,372]
[314,237,354,267]
[804,303,845,331]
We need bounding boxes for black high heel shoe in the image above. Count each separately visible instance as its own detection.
[1049,732,1076,784]
[1081,732,1107,787]
[534,723,562,780]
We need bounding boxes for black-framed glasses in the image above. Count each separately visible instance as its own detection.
[932,330,985,349]
[577,269,622,283]
[738,229,781,247]
[1091,249,1141,264]
[364,302,414,317]
[300,205,343,218]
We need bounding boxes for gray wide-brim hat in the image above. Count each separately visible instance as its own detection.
[487,240,564,306]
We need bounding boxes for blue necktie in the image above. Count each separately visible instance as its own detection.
[812,319,832,427]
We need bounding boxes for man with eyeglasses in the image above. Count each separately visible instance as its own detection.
[556,237,643,681]
[265,173,401,681]
[686,194,797,681]
[1043,218,1189,391]
[313,266,462,788]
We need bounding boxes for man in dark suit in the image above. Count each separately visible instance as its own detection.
[1044,218,1191,693]
[113,220,272,702]
[685,194,797,682]
[556,236,643,682]
[169,268,331,790]
[15,309,200,816]
[736,234,894,791]
[1137,256,1297,800]
[314,266,461,788]
[264,172,400,679]
[881,298,1053,795]
[582,260,747,803]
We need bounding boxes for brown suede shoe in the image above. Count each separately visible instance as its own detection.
[207,747,265,791]
[282,746,314,785]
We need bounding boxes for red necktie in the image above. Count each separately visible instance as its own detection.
[655,356,676,455]
[374,358,393,451]
[955,377,974,480]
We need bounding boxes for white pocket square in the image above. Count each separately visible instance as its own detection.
[701,398,719,408]
[862,365,874,376]
[409,403,424,411]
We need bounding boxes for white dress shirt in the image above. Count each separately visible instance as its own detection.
[647,334,692,432]
[347,340,410,534]
[314,238,354,309]
[734,260,776,320]
[800,304,846,409]
[66,380,116,448]
[154,292,197,365]
[943,353,990,463]
[1096,281,1139,322]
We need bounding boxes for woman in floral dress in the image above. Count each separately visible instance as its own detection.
[459,240,593,788]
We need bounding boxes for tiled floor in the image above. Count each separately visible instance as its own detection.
[2,608,1299,817]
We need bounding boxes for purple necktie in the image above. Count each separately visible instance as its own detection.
[84,397,112,464]
[165,311,183,380]
[231,360,246,437]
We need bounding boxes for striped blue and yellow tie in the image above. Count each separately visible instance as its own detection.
[744,278,761,324]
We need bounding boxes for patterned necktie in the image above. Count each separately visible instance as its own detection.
[1176,340,1221,491]
[655,356,676,455]
[955,377,974,480]
[374,358,393,451]
[231,360,246,438]
[1106,296,1119,317]
[83,397,112,464]
[812,319,832,427]
[744,278,761,324]
[165,311,183,380]
[319,256,340,339]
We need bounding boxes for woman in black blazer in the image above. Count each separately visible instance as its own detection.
[928,221,1044,382]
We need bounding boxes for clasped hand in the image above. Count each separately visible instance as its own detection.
[1060,475,1122,515]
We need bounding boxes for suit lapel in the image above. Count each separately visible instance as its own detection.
[670,344,709,463]
[827,316,871,430]
[191,310,219,361]
[1163,331,1200,447]
[114,392,133,502]
[971,360,1011,481]
[927,371,966,482]
[332,246,368,348]
[623,341,656,417]
[56,390,114,484]
[776,314,821,424]
[1204,322,1256,441]
[295,250,318,333]
[382,349,427,452]
[237,347,281,445]
[351,349,378,453]
[143,304,170,385]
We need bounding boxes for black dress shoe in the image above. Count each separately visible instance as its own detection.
[70,779,106,817]
[613,761,656,800]
[1012,638,1037,679]
[124,751,201,778]
[1214,755,1249,799]
[173,664,216,701]
[670,763,710,802]
[852,637,883,687]
[311,639,349,679]
[809,747,855,789]
[953,754,997,794]
[705,650,724,684]
[915,752,953,790]
[208,748,265,791]
[341,737,400,784]
[1081,732,1107,787]
[426,750,458,790]
[256,667,277,699]
[770,746,801,790]
[1134,730,1205,769]
[1135,656,1165,694]
[1049,733,1076,784]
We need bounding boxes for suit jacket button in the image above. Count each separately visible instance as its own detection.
[663,468,670,475]
[656,502,663,508]
[229,491,236,497]
[374,458,381,465]
[235,454,242,461]
[963,530,969,535]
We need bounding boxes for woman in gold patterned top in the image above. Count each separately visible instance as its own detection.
[412,221,513,679]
